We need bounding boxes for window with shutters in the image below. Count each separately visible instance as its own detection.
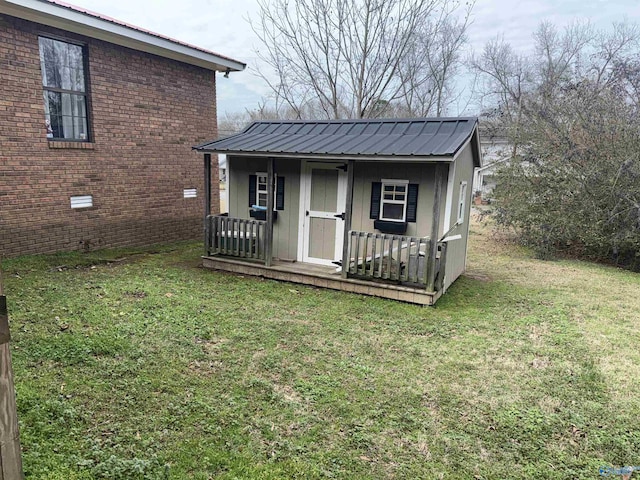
[39,36,90,141]
[249,173,285,211]
[380,179,409,222]
[255,173,269,208]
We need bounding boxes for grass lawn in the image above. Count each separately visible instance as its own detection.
[3,218,640,479]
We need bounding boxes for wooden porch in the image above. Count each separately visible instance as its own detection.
[200,155,449,306]
[202,255,442,306]
[202,214,446,305]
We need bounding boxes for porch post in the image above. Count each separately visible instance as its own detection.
[427,163,446,291]
[341,160,355,278]
[265,157,275,267]
[203,153,212,256]
[204,153,212,217]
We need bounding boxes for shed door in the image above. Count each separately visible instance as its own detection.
[301,163,347,266]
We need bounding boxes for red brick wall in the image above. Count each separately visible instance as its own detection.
[0,14,220,257]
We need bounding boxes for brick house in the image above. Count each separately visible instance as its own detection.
[0,0,245,256]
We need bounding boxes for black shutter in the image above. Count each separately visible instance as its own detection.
[370,182,382,219]
[276,176,285,210]
[406,183,419,222]
[248,174,257,207]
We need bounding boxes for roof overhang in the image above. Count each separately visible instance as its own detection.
[467,124,483,168]
[194,117,482,164]
[0,0,246,72]
[221,152,455,163]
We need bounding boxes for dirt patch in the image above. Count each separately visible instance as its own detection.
[124,290,147,300]
[463,271,492,282]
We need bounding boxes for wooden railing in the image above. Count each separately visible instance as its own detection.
[433,241,447,291]
[205,215,266,261]
[345,231,432,287]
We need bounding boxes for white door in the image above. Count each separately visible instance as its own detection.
[300,162,347,266]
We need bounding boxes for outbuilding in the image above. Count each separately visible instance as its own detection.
[194,117,481,305]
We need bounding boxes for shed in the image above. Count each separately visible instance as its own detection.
[194,117,482,305]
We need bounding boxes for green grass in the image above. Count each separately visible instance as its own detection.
[3,220,640,479]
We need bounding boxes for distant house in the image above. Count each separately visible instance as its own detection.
[194,118,482,305]
[473,130,512,202]
[219,154,228,213]
[0,0,244,256]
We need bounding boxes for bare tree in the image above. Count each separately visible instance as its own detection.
[396,2,473,116]
[218,102,316,138]
[251,0,472,119]
[469,36,532,157]
[471,21,596,156]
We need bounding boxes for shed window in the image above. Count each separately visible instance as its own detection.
[370,181,418,223]
[457,181,468,224]
[39,37,89,141]
[249,174,285,210]
[256,173,269,208]
[380,180,409,222]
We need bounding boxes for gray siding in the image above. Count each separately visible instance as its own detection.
[227,153,475,294]
[350,162,439,238]
[442,144,476,290]
[228,156,300,261]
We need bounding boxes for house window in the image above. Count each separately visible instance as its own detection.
[39,37,89,141]
[457,181,468,224]
[380,180,409,222]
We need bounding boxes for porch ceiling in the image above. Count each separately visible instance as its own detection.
[194,117,479,161]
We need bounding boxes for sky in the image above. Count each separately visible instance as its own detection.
[65,0,640,118]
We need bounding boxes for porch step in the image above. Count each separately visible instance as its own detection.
[202,256,440,306]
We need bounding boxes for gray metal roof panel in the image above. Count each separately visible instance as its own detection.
[194,117,478,159]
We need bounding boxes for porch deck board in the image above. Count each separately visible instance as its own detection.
[202,256,440,306]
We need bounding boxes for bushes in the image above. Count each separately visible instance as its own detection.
[473,21,640,270]
[491,81,640,270]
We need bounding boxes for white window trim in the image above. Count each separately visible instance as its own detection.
[379,179,409,222]
[254,172,277,210]
[457,181,468,224]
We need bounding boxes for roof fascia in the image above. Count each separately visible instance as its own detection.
[1,0,245,72]
[211,151,454,163]
[451,123,483,167]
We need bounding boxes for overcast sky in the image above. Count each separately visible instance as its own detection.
[66,0,640,118]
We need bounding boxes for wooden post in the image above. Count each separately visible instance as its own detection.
[265,157,275,267]
[0,262,24,480]
[203,153,212,256]
[426,163,446,292]
[341,160,355,278]
[204,153,212,217]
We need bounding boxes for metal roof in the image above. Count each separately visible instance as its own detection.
[194,117,479,161]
